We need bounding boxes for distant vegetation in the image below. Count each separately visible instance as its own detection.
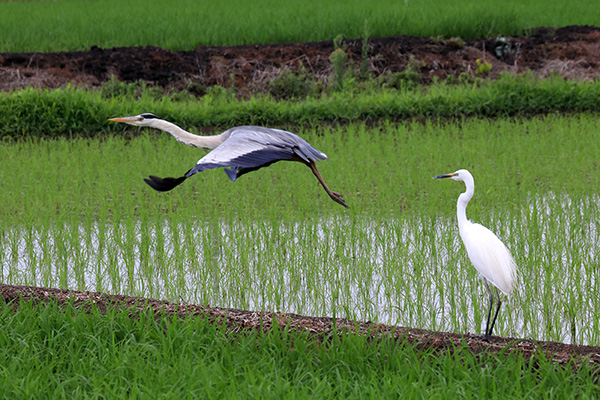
[1,0,599,52]
[2,74,600,138]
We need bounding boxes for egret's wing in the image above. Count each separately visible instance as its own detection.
[460,222,517,295]
[185,126,327,179]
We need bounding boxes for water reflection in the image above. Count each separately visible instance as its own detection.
[2,194,600,345]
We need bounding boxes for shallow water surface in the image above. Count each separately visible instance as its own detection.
[2,194,600,345]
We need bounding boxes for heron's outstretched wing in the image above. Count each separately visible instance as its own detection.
[143,126,329,191]
[185,126,327,181]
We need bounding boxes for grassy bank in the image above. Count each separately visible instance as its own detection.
[2,74,600,138]
[1,0,599,52]
[1,299,597,398]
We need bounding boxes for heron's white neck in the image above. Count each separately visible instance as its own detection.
[150,119,226,149]
[456,175,475,228]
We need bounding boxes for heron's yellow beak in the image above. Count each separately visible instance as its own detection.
[108,116,135,123]
[433,173,457,179]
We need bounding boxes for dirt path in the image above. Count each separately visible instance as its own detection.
[1,25,599,94]
[1,283,599,368]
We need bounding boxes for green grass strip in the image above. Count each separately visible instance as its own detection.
[0,299,597,398]
[2,74,600,138]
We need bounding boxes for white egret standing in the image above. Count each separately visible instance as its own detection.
[109,113,348,208]
[434,169,516,339]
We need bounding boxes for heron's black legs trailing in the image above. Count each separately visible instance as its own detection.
[484,280,502,339]
[307,161,349,208]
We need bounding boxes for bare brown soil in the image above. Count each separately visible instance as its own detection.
[2,25,600,363]
[1,25,599,94]
[2,283,599,368]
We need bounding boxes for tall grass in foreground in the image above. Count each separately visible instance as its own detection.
[1,300,597,398]
[1,0,599,51]
[2,115,600,344]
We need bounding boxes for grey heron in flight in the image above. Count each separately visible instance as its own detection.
[109,113,348,208]
[434,169,516,339]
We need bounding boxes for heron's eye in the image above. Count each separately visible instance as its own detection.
[138,117,144,121]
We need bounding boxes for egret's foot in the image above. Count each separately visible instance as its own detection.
[469,333,492,342]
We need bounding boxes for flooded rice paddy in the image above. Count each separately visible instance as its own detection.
[2,194,599,345]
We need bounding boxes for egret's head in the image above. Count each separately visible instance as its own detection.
[433,169,472,182]
[108,113,158,126]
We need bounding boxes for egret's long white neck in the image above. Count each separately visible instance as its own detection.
[150,119,226,149]
[456,174,475,228]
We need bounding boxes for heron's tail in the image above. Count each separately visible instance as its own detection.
[144,175,187,192]
[224,167,238,182]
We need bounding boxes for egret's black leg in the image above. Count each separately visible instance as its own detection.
[483,280,495,339]
[488,287,502,337]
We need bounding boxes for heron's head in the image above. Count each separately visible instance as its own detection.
[108,113,159,127]
[433,169,472,182]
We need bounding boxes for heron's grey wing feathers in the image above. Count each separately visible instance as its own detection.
[185,126,327,178]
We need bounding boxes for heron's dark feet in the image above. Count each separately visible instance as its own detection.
[144,175,187,192]
[329,191,349,208]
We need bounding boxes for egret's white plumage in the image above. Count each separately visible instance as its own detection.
[434,169,517,339]
[109,113,347,207]
[459,222,515,295]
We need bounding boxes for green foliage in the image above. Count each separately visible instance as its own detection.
[3,74,600,138]
[330,35,348,91]
[476,58,493,75]
[98,76,165,102]
[446,36,466,49]
[359,19,371,80]
[381,71,417,90]
[382,56,423,89]
[268,67,316,99]
[100,76,139,99]
[431,35,446,45]
[329,49,348,90]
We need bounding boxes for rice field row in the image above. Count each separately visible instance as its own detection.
[1,0,599,52]
[4,75,600,138]
[2,115,600,345]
